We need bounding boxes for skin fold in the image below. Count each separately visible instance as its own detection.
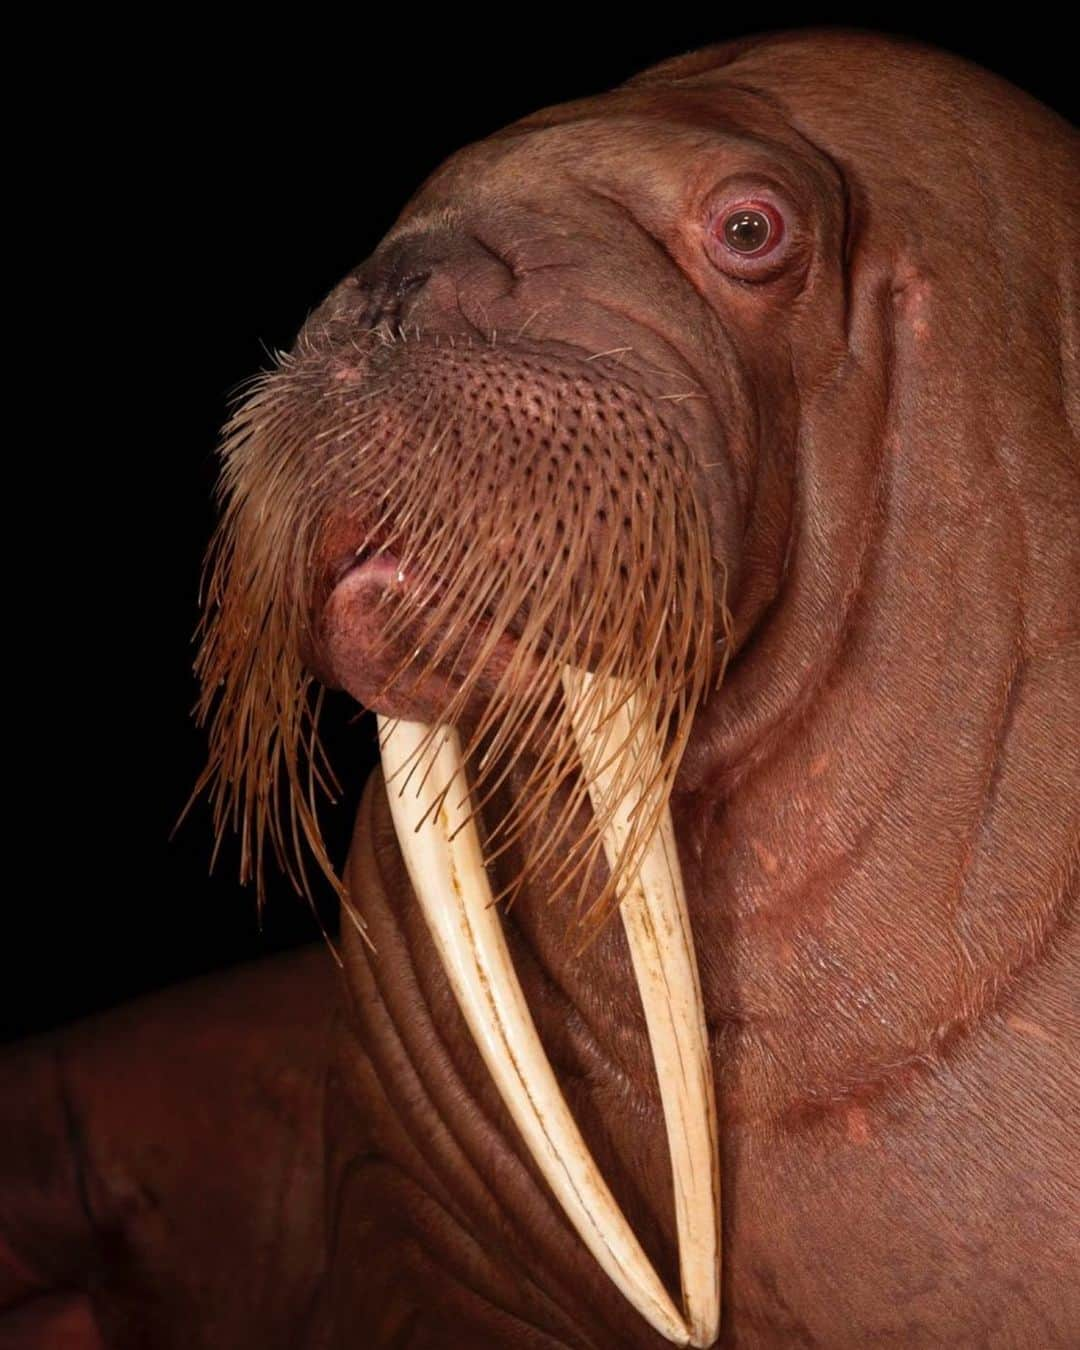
[3,30,1078,1348]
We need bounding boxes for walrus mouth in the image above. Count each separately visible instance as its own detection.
[196,330,723,1344]
[319,550,538,726]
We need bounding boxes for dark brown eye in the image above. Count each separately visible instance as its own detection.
[723,208,773,254]
[703,189,792,279]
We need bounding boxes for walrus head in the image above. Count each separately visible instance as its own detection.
[195,30,1077,1348]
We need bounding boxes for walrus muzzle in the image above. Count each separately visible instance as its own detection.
[196,306,726,1342]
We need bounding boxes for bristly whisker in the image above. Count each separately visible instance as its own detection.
[194,339,721,936]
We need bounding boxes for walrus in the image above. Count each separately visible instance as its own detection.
[2,28,1077,1349]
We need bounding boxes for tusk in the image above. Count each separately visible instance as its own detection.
[561,669,721,1349]
[378,715,691,1347]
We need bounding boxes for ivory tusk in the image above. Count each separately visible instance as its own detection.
[378,715,691,1347]
[561,668,721,1348]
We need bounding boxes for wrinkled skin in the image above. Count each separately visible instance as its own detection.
[3,30,1078,1349]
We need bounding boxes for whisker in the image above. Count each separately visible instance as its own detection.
[194,337,720,939]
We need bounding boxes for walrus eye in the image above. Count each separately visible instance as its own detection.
[703,191,789,278]
[723,208,773,254]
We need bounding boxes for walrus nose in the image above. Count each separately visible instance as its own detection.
[350,265,432,331]
[333,232,517,337]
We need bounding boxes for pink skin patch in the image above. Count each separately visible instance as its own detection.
[1005,1014,1054,1044]
[809,752,831,778]
[892,261,934,342]
[751,838,780,875]
[846,1105,872,1145]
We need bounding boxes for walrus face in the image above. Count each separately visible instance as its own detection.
[196,71,848,1347]
[198,89,843,900]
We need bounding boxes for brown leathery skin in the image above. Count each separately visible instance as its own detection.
[0,949,336,1349]
[4,29,1079,1349]
[332,758,1077,1346]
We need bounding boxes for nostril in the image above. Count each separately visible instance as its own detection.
[395,270,431,299]
[353,269,432,332]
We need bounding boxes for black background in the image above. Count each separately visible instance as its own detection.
[9,13,1072,1042]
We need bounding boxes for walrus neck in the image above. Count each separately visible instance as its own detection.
[673,384,1076,1126]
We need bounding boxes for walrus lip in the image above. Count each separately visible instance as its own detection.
[319,552,532,724]
[378,676,721,1347]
